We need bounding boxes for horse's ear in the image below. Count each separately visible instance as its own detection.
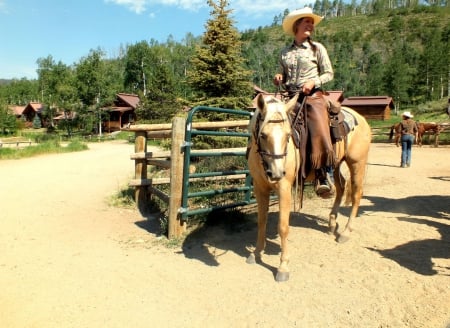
[285,93,299,114]
[256,94,267,113]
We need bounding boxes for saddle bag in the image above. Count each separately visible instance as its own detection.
[330,112,348,141]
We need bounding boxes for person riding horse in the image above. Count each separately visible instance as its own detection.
[273,7,336,198]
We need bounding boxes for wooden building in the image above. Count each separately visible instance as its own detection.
[21,102,43,127]
[101,93,139,132]
[341,96,394,120]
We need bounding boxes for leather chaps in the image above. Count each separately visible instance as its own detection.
[303,92,336,170]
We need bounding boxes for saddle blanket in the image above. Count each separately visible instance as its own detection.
[341,107,358,132]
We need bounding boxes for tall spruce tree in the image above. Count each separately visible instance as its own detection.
[187,0,252,107]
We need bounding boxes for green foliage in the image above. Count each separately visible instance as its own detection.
[75,49,109,106]
[0,5,449,124]
[0,139,87,160]
[107,185,136,209]
[190,96,253,111]
[0,78,39,105]
[0,102,18,134]
[32,114,42,128]
[187,0,253,101]
[193,134,247,150]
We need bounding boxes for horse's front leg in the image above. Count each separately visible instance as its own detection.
[247,186,270,265]
[275,181,291,282]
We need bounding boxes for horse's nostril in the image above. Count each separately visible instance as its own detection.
[266,171,273,178]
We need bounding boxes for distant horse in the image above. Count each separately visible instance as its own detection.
[389,121,442,147]
[416,122,442,147]
[246,93,371,282]
[389,122,402,147]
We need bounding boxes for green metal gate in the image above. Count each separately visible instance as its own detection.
[179,106,256,220]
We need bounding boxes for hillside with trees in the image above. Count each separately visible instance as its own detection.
[0,1,449,133]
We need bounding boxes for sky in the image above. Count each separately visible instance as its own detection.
[0,0,310,80]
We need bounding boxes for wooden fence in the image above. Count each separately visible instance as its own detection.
[0,137,32,148]
[373,122,450,146]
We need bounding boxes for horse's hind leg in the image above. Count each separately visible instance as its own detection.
[337,160,366,243]
[329,169,345,236]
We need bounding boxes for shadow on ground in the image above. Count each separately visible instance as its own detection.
[361,194,450,276]
[132,185,450,277]
[179,206,329,268]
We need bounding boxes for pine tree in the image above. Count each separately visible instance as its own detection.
[187,0,252,107]
[32,113,42,129]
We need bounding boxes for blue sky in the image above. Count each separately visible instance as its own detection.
[0,0,309,80]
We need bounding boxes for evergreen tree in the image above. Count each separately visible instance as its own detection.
[187,0,252,107]
[0,103,18,134]
[32,112,42,129]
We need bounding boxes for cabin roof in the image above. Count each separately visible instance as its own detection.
[341,96,394,107]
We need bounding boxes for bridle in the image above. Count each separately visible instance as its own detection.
[253,109,291,172]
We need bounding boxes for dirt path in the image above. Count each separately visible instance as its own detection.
[0,141,449,328]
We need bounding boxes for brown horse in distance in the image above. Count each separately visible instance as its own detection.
[388,122,402,147]
[389,122,442,147]
[416,122,443,147]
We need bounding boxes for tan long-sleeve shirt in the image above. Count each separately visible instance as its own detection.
[277,39,334,91]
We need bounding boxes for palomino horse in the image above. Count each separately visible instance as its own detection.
[246,93,371,282]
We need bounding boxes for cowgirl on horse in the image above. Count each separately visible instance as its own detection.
[273,7,336,198]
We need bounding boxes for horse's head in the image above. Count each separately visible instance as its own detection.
[251,93,298,182]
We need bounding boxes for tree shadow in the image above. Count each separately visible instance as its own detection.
[361,194,450,276]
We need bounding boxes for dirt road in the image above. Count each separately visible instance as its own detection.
[0,141,449,327]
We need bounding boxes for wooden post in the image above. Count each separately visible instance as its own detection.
[168,117,186,239]
[134,131,147,213]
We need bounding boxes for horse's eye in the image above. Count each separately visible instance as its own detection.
[260,133,267,140]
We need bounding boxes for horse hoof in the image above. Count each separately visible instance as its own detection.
[328,223,339,236]
[337,234,350,243]
[246,254,256,264]
[275,271,289,282]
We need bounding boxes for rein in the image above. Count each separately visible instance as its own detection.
[254,114,289,159]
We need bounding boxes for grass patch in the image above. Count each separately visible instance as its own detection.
[0,139,88,160]
[107,185,136,209]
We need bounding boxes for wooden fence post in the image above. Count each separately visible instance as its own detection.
[134,131,147,213]
[168,117,186,238]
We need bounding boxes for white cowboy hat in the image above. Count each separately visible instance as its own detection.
[282,7,323,36]
[402,111,414,118]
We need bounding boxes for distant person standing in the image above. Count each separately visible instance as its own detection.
[399,111,418,168]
